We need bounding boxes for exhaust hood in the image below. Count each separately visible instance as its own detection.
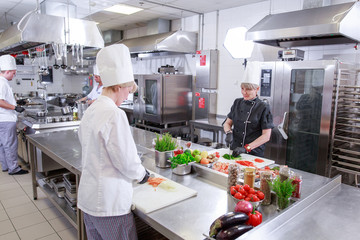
[118,31,197,56]
[246,2,360,48]
[0,12,104,54]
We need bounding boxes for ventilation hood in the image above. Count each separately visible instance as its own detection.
[118,31,197,56]
[246,2,360,48]
[0,12,104,54]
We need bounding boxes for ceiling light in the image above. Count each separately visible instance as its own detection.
[104,4,143,15]
[224,27,254,59]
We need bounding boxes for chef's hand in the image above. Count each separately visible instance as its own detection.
[232,147,246,157]
[225,132,233,146]
[14,106,25,113]
[138,169,150,184]
[16,99,27,105]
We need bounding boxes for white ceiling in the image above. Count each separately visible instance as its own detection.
[0,0,265,33]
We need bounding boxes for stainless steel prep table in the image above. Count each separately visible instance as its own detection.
[190,115,226,144]
[26,128,360,240]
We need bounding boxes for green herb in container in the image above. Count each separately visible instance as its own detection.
[269,176,296,210]
[154,133,178,152]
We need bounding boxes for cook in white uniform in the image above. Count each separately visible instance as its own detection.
[77,44,149,240]
[77,64,103,105]
[0,55,28,175]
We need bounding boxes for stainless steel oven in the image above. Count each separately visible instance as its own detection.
[133,74,192,124]
[259,60,340,176]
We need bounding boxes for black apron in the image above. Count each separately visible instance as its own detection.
[226,97,274,157]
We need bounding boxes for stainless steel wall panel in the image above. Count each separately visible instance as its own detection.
[195,50,218,89]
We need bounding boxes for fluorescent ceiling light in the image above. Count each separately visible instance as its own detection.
[104,4,143,15]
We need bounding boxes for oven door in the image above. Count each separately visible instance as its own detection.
[263,60,336,176]
[141,75,162,123]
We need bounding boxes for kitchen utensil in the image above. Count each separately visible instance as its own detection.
[52,43,60,69]
[79,45,88,74]
[70,44,77,71]
[61,44,67,69]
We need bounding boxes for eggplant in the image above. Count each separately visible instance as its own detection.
[216,225,253,240]
[209,212,249,238]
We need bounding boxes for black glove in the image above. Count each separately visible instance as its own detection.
[225,132,233,146]
[16,99,27,105]
[138,169,150,184]
[232,147,246,157]
[14,106,25,113]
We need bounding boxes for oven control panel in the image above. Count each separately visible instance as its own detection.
[260,69,272,97]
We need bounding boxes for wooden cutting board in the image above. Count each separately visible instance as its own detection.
[132,170,197,214]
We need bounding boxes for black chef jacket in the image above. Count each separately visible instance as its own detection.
[227,97,274,157]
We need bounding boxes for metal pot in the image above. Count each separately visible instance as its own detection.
[61,106,72,115]
[37,111,46,117]
[155,150,172,168]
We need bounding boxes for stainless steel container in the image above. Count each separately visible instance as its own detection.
[155,150,172,168]
[61,106,72,115]
[172,163,192,175]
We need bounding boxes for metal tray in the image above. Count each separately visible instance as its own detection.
[331,160,360,170]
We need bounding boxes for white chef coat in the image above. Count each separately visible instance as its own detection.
[86,82,103,101]
[77,95,146,217]
[0,76,17,122]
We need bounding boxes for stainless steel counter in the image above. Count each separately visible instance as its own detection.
[190,115,226,143]
[26,127,360,240]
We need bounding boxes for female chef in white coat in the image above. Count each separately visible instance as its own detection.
[77,44,150,240]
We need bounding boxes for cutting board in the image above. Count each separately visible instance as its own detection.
[208,148,275,169]
[132,170,197,214]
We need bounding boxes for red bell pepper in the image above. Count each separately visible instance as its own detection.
[247,207,262,227]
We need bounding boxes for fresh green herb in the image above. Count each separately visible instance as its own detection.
[269,176,295,199]
[169,152,195,169]
[222,154,242,160]
[154,133,178,152]
[271,166,280,171]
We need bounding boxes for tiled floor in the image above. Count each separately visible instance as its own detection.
[0,164,77,240]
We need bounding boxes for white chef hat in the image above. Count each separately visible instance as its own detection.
[0,55,17,71]
[93,64,99,76]
[242,61,261,86]
[96,44,136,92]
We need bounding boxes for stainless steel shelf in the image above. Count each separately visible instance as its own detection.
[37,178,77,229]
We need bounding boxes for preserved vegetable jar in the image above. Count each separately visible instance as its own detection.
[260,171,272,205]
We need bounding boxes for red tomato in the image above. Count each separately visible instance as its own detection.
[215,152,220,158]
[235,184,241,192]
[257,191,265,200]
[230,186,237,195]
[243,184,250,191]
[234,192,244,200]
[239,189,247,196]
[249,188,256,194]
[251,195,260,202]
[244,197,251,201]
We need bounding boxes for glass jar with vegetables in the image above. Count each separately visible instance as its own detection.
[227,164,240,193]
[269,176,296,210]
[243,167,256,189]
[279,165,291,182]
[260,171,272,205]
[291,173,302,199]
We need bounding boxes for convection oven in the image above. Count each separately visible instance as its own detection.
[133,74,192,125]
[258,60,343,176]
